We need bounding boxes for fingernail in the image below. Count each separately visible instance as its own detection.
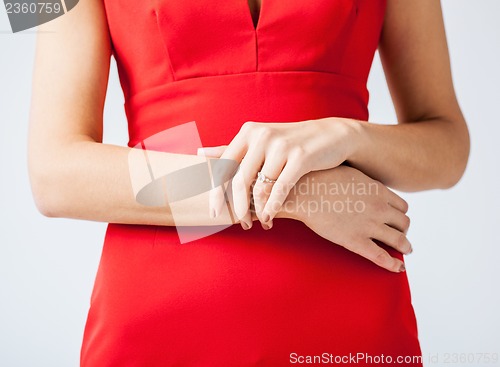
[210,208,216,219]
[262,213,270,223]
[399,263,406,273]
[241,222,249,230]
[263,221,273,230]
[407,246,413,255]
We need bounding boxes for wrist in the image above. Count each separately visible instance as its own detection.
[313,117,364,165]
[340,117,365,164]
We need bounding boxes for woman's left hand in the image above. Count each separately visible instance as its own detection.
[198,118,358,229]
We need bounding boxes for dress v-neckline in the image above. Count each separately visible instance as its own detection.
[246,0,263,31]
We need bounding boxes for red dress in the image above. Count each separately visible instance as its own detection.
[81,0,422,365]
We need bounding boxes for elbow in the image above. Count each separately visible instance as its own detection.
[439,165,467,190]
[440,162,468,189]
[439,122,471,189]
[34,200,58,218]
[29,166,66,218]
[33,196,60,219]
[30,180,60,218]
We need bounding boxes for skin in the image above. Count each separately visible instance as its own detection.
[247,0,263,27]
[28,0,468,273]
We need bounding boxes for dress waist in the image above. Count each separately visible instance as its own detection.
[124,71,369,148]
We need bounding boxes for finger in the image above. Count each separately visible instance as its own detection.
[253,156,286,227]
[221,179,248,230]
[209,138,247,218]
[218,124,252,163]
[385,188,409,214]
[262,161,304,223]
[252,180,275,229]
[208,185,226,219]
[231,146,264,225]
[347,239,406,273]
[374,225,413,255]
[197,145,227,158]
[385,206,411,234]
[239,210,253,230]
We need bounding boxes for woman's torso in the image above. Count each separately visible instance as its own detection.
[81,1,422,365]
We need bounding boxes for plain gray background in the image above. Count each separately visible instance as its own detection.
[1,1,499,366]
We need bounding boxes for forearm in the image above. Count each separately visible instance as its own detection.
[28,139,236,226]
[28,138,325,227]
[345,116,470,192]
[348,0,471,192]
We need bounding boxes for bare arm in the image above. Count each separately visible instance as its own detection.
[347,0,470,191]
[28,0,233,226]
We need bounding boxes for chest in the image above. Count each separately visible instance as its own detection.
[247,0,263,27]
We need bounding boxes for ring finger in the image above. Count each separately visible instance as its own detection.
[253,157,285,227]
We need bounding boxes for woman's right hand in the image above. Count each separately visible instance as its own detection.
[277,165,412,273]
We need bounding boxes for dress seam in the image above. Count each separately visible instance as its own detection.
[125,70,366,104]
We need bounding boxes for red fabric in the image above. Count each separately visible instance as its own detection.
[81,0,422,365]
